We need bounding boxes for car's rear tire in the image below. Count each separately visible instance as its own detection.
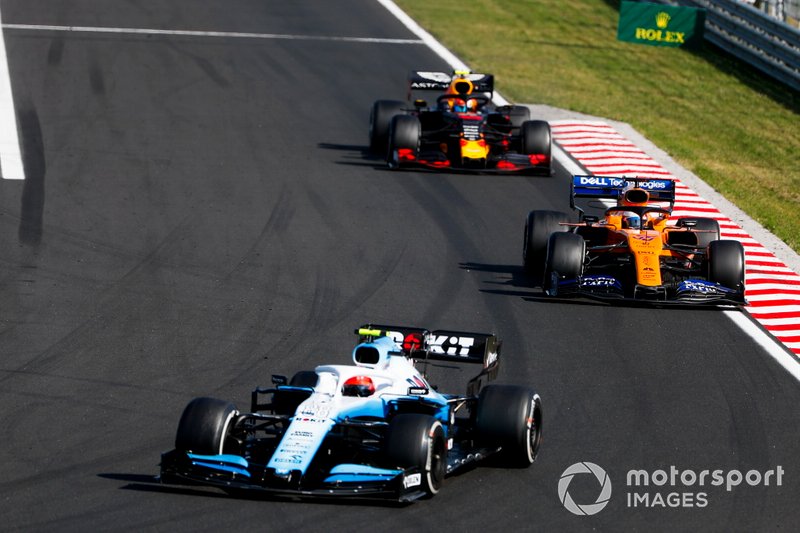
[524,210,570,278]
[369,100,405,156]
[387,114,421,168]
[289,370,318,388]
[520,120,551,157]
[385,414,447,497]
[543,231,585,295]
[272,372,316,415]
[506,105,531,130]
[708,239,745,290]
[175,397,237,455]
[476,385,542,467]
[675,217,720,248]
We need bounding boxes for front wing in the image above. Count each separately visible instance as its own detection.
[547,274,747,306]
[159,449,428,502]
[393,149,551,175]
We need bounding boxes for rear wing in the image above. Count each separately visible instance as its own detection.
[356,324,500,395]
[407,71,494,98]
[356,324,498,364]
[570,175,675,216]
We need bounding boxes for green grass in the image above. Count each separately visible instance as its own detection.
[395,0,800,252]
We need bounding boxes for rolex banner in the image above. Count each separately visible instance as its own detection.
[617,1,705,47]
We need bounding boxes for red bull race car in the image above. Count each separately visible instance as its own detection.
[523,176,747,305]
[159,325,542,502]
[369,70,551,175]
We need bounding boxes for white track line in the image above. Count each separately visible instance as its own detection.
[0,8,24,180]
[2,23,424,44]
[725,311,800,382]
[0,14,429,181]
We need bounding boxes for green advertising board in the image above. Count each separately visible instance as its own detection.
[618,1,706,47]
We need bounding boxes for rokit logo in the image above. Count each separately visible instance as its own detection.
[427,335,476,356]
[384,331,477,357]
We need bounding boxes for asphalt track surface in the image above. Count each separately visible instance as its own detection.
[0,1,798,530]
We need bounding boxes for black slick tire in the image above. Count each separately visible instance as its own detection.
[175,397,237,455]
[476,385,542,467]
[385,414,447,497]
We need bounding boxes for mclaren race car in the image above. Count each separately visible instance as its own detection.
[160,325,542,502]
[522,176,747,305]
[369,70,551,174]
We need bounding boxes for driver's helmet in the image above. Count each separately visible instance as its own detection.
[342,375,376,397]
[621,211,641,230]
[452,98,467,113]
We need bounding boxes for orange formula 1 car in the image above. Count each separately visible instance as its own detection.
[523,176,747,305]
[369,70,551,175]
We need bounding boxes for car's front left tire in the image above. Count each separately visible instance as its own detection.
[707,239,745,291]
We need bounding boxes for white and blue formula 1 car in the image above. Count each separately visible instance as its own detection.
[159,325,542,502]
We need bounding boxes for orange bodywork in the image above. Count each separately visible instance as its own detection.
[600,208,689,287]
[627,230,664,286]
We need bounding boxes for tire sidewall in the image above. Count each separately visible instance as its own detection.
[385,414,447,496]
[175,397,237,455]
[520,120,551,156]
[707,239,745,290]
[476,385,542,466]
[370,100,405,155]
[524,210,570,276]
[544,231,585,292]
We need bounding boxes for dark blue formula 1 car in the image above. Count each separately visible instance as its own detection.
[369,70,552,175]
[159,325,542,502]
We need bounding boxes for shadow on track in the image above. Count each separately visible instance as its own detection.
[460,261,738,311]
[99,471,412,508]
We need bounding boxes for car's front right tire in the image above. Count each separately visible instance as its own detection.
[524,210,571,278]
[385,414,447,497]
[543,231,585,295]
[476,385,542,467]
[369,100,405,156]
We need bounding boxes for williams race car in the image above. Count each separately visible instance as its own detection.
[160,325,542,502]
[523,176,747,305]
[369,70,551,174]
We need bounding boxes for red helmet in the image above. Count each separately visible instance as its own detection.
[342,375,376,397]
